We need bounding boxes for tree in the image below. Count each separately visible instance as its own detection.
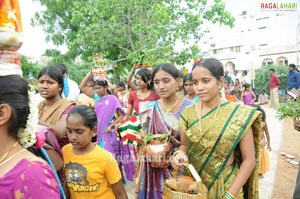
[32,0,234,73]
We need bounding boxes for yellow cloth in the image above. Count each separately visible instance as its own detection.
[259,146,270,174]
[62,144,121,199]
[180,101,261,199]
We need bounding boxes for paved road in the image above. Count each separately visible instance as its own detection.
[259,106,283,199]
[124,105,283,199]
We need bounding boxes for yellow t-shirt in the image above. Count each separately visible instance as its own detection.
[62,144,121,199]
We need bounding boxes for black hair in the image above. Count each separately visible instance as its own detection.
[192,58,224,80]
[67,105,98,142]
[269,68,275,72]
[289,63,296,69]
[178,70,184,78]
[116,81,126,88]
[0,75,43,157]
[254,105,266,122]
[136,68,153,90]
[243,83,251,89]
[56,64,68,75]
[94,80,112,94]
[0,75,29,139]
[38,65,64,95]
[152,63,179,82]
[183,73,193,83]
[243,70,248,75]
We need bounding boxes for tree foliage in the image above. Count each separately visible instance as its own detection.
[32,0,234,74]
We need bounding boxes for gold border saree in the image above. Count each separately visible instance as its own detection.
[180,102,261,199]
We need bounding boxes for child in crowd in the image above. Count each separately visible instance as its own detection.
[223,81,238,102]
[183,73,197,102]
[62,105,128,199]
[241,83,256,106]
[258,90,269,105]
[256,105,271,178]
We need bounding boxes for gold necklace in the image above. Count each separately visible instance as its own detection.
[160,98,179,113]
[199,102,221,134]
[0,141,19,163]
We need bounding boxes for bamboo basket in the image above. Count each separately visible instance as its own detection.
[163,163,208,199]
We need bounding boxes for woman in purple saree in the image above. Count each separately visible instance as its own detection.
[94,80,136,182]
[136,64,193,199]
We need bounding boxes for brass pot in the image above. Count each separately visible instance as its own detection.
[144,138,172,168]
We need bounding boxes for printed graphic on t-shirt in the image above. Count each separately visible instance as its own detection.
[65,162,100,192]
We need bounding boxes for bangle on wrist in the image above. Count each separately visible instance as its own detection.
[173,150,185,157]
[130,69,135,75]
[224,191,235,199]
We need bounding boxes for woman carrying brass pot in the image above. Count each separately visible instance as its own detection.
[172,58,262,199]
[136,63,193,199]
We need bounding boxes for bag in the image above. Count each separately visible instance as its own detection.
[117,116,141,145]
[163,163,208,199]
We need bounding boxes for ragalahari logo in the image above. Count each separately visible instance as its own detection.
[260,2,298,11]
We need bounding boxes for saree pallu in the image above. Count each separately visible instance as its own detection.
[136,99,193,199]
[180,101,261,199]
[38,98,76,148]
[95,94,136,181]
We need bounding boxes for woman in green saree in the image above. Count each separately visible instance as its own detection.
[171,58,261,199]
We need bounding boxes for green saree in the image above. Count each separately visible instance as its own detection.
[180,101,261,199]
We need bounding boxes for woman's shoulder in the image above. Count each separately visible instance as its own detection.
[180,103,196,116]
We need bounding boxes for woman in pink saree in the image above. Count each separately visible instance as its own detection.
[93,79,136,182]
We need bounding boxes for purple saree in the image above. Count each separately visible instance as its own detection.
[94,94,136,181]
[136,99,193,199]
[0,158,60,198]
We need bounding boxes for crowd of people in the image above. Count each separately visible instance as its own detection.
[1,48,300,199]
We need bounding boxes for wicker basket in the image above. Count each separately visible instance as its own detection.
[163,163,208,199]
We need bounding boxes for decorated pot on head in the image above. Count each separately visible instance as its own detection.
[0,0,22,76]
[0,0,23,51]
[92,53,108,81]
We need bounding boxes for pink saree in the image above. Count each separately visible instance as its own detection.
[0,158,60,198]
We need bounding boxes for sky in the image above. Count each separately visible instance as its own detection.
[17,0,299,57]
[18,0,66,57]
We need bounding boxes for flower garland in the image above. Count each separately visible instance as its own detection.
[17,86,37,148]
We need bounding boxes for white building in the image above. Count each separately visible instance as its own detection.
[200,9,300,78]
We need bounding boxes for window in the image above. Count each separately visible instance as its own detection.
[213,49,217,54]
[235,46,241,52]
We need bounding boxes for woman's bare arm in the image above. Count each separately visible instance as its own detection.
[264,122,272,151]
[79,72,94,98]
[227,128,256,196]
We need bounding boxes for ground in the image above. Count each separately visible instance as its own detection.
[271,118,300,198]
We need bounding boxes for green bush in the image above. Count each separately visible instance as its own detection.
[253,65,288,95]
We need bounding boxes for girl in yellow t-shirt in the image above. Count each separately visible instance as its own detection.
[62,105,128,199]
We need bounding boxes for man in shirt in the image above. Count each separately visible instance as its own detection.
[269,68,281,108]
[241,70,251,85]
[287,64,300,97]
[56,64,80,101]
